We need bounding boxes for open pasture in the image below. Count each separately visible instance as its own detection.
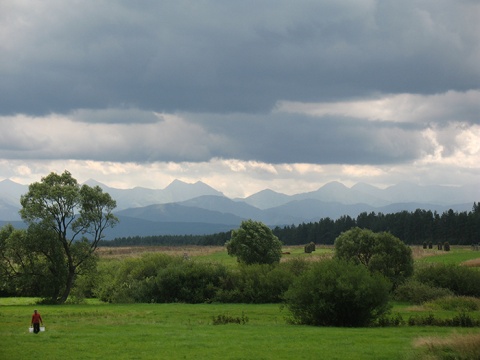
[96,244,480,265]
[2,301,480,360]
[414,246,480,265]
[97,245,226,260]
[2,245,480,359]
[97,244,335,266]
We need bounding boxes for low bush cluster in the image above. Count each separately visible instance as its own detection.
[414,263,480,297]
[214,263,296,303]
[90,246,480,330]
[94,253,310,304]
[375,312,480,327]
[212,312,249,325]
[424,296,480,312]
[394,279,454,304]
[407,312,480,327]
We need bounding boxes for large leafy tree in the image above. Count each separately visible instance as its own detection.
[0,224,68,298]
[17,171,118,304]
[226,220,282,265]
[334,227,413,288]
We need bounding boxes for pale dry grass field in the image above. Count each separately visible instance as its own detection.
[410,246,446,260]
[97,245,226,260]
[413,332,480,359]
[461,258,480,267]
[97,244,479,266]
[279,245,334,263]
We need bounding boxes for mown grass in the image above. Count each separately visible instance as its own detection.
[2,300,479,360]
[96,245,336,267]
[416,247,480,265]
[97,245,480,265]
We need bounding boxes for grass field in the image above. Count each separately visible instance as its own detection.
[2,300,480,360]
[415,247,480,266]
[2,245,480,359]
[96,244,480,264]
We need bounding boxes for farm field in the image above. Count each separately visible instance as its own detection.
[2,300,480,360]
[2,245,480,359]
[96,244,480,265]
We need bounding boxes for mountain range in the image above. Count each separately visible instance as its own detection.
[0,178,478,239]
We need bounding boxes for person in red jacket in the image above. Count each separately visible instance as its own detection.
[31,309,43,334]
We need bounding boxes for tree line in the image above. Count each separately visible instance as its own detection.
[99,231,232,247]
[103,202,480,247]
[274,203,480,246]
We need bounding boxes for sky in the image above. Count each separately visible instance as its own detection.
[1,0,479,198]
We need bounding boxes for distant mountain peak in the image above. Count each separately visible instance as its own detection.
[166,179,188,187]
[320,181,349,191]
[1,178,25,185]
[165,179,222,193]
[83,178,108,187]
[243,188,292,210]
[0,179,478,237]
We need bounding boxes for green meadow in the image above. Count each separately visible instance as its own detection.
[3,300,480,360]
[1,245,480,359]
[417,247,480,265]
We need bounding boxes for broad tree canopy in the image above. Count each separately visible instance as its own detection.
[18,170,118,303]
[226,220,282,265]
[334,227,413,288]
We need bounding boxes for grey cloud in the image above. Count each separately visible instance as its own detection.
[1,0,478,116]
[0,110,434,166]
[188,113,432,165]
[71,108,160,124]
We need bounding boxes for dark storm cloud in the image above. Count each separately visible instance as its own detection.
[189,112,430,165]
[0,110,432,166]
[71,108,160,124]
[1,0,478,116]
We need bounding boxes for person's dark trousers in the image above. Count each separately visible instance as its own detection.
[33,323,40,334]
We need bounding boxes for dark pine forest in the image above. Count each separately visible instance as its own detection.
[101,202,480,247]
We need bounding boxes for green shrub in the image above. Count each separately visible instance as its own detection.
[95,253,299,304]
[415,263,480,297]
[154,261,229,303]
[284,259,391,327]
[374,313,405,327]
[450,311,479,327]
[281,257,311,276]
[214,263,294,303]
[407,312,480,327]
[212,312,249,325]
[394,279,453,304]
[424,296,480,312]
[94,254,184,303]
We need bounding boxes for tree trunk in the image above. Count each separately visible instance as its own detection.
[57,265,75,304]
[50,283,61,304]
